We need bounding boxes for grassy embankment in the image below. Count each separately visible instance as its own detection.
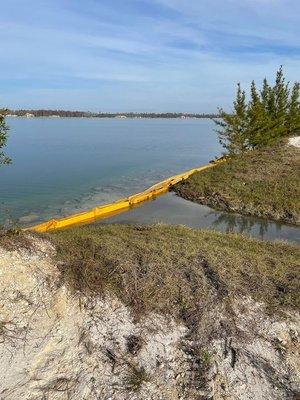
[173,141,300,224]
[46,224,299,323]
[2,224,299,397]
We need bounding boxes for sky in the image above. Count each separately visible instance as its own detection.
[0,0,299,112]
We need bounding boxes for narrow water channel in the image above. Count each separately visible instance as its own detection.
[99,192,299,244]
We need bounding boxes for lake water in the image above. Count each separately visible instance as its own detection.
[1,117,299,243]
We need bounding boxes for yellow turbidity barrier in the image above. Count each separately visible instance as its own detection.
[25,159,225,233]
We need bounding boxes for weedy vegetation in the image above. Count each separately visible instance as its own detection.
[174,141,300,224]
[48,224,300,322]
[0,227,34,251]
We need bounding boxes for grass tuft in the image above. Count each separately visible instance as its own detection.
[124,364,149,392]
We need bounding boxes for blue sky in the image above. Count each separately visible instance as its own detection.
[0,0,299,112]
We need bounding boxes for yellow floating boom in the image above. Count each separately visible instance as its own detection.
[25,159,225,233]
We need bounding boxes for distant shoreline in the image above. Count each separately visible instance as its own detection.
[6,110,218,119]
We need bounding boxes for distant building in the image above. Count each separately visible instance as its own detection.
[25,113,34,118]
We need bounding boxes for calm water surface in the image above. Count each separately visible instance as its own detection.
[101,193,299,243]
[0,117,298,243]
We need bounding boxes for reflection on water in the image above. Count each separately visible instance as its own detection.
[211,211,270,237]
[100,193,300,244]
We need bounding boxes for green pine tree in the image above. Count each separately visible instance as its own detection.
[270,66,290,139]
[287,82,300,134]
[273,66,290,118]
[261,77,276,120]
[247,80,271,148]
[214,83,248,155]
[215,67,299,154]
[261,78,270,111]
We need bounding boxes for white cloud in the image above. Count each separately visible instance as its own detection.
[0,0,299,110]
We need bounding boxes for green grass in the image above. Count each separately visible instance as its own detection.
[124,364,149,392]
[49,224,300,322]
[173,141,300,224]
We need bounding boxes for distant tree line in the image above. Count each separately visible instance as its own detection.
[8,110,218,119]
[215,66,300,155]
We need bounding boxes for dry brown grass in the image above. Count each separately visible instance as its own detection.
[49,224,300,322]
[0,228,34,252]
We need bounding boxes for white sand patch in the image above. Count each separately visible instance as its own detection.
[288,136,300,148]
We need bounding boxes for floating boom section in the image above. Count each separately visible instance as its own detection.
[25,160,224,233]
